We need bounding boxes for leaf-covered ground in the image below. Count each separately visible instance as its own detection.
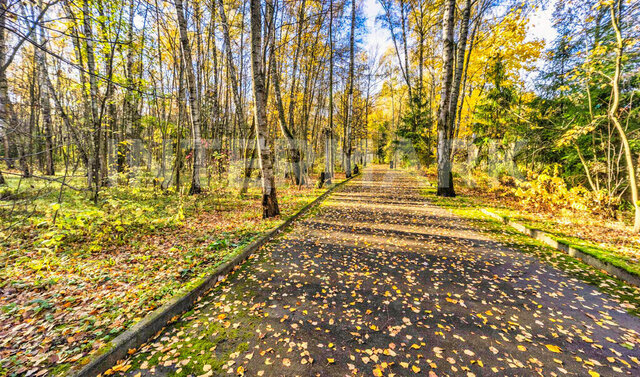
[111,166,640,377]
[0,177,343,377]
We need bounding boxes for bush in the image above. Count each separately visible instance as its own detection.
[512,170,619,218]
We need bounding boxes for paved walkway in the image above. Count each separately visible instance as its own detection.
[122,166,640,376]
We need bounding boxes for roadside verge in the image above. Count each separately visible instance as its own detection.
[71,175,356,377]
[481,208,640,287]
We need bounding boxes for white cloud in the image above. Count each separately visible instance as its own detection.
[526,0,557,46]
[362,0,392,56]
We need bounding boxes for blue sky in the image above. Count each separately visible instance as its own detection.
[361,0,558,81]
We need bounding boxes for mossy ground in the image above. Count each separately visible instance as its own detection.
[121,258,265,376]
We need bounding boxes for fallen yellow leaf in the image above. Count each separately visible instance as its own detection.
[545,344,561,353]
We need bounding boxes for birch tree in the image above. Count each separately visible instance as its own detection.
[249,0,279,217]
[436,0,456,197]
[175,0,204,194]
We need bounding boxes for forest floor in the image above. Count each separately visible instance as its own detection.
[427,172,640,278]
[0,171,345,376]
[108,166,640,377]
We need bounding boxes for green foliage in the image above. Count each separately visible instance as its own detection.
[473,54,517,151]
[25,185,187,255]
[398,95,433,165]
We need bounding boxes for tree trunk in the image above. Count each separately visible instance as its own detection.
[249,0,279,218]
[36,0,54,176]
[120,0,138,175]
[609,2,639,232]
[325,0,334,184]
[218,0,254,191]
[270,0,305,186]
[345,0,356,178]
[436,0,456,197]
[217,0,248,142]
[447,0,472,141]
[82,0,101,199]
[175,0,203,194]
[0,0,13,181]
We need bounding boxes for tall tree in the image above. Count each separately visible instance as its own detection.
[325,0,334,184]
[249,0,279,218]
[82,0,101,198]
[608,0,639,232]
[436,0,456,197]
[174,0,203,194]
[345,0,356,178]
[35,0,54,176]
[271,0,306,185]
[448,0,472,137]
[0,0,11,184]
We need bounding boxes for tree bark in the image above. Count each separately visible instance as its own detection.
[82,0,101,199]
[436,0,456,197]
[609,2,639,232]
[325,0,334,184]
[217,0,254,193]
[448,0,472,139]
[0,0,13,182]
[345,0,356,178]
[120,0,138,175]
[36,0,55,176]
[269,0,305,186]
[249,0,279,218]
[175,0,203,194]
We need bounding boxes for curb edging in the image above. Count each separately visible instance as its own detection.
[480,209,640,287]
[72,175,355,377]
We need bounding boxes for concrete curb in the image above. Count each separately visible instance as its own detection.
[480,209,640,287]
[72,175,356,377]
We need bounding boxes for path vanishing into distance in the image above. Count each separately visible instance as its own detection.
[120,166,640,377]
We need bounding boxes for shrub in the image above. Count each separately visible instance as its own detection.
[512,170,619,218]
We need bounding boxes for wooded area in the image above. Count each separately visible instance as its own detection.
[0,0,638,226]
[1,0,640,374]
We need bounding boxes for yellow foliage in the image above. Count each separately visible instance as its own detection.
[512,170,620,217]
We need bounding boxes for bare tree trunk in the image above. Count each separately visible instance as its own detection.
[436,0,456,197]
[270,0,305,186]
[324,0,334,184]
[218,0,254,193]
[609,2,639,232]
[81,0,102,200]
[36,0,55,176]
[175,58,185,191]
[249,0,279,218]
[576,144,597,192]
[120,0,138,175]
[175,0,203,194]
[0,0,12,183]
[448,0,472,141]
[345,0,356,178]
